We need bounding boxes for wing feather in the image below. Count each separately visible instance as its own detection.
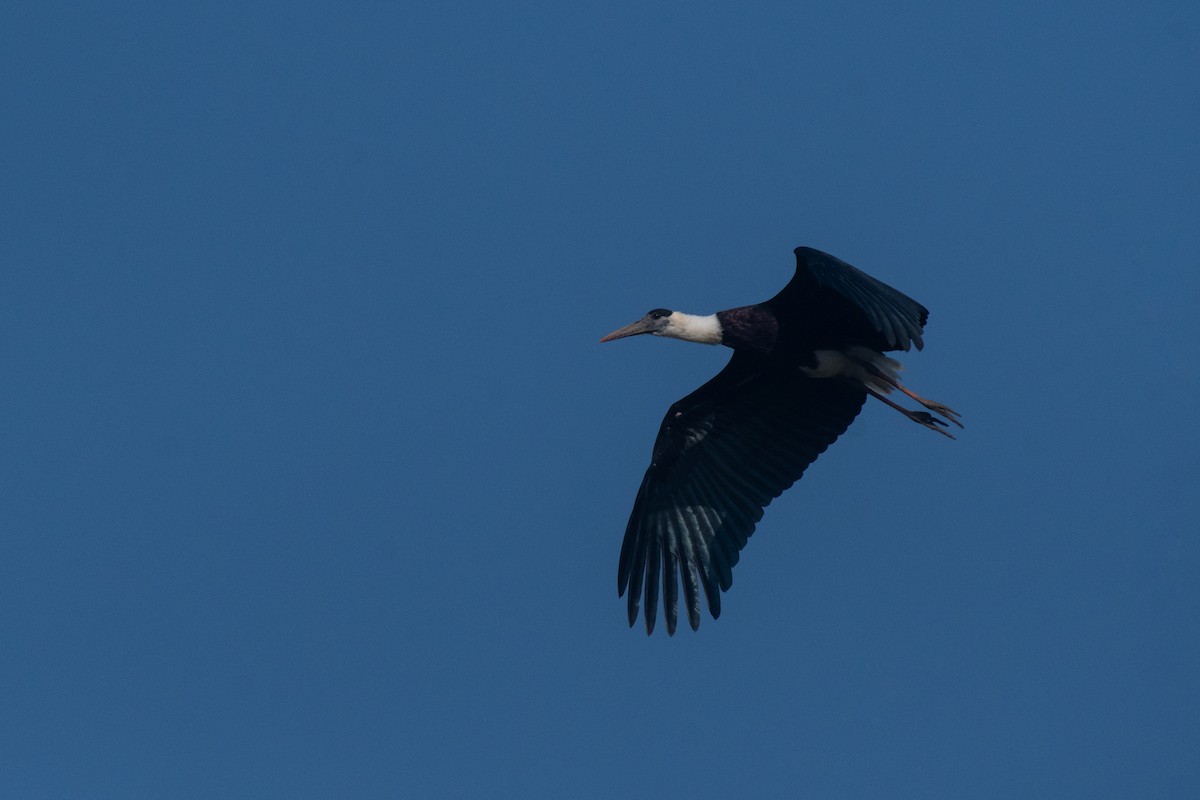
[616,351,866,634]
[767,247,929,352]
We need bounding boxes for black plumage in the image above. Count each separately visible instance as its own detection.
[602,247,960,635]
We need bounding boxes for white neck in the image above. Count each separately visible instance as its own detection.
[661,312,723,345]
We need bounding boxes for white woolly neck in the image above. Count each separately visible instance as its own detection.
[660,312,723,345]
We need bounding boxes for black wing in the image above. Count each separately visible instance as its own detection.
[617,351,867,634]
[767,247,929,352]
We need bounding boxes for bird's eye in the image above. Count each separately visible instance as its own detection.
[648,308,671,319]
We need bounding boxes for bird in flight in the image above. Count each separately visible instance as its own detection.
[600,246,961,635]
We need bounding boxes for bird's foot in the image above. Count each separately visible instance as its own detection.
[908,410,957,439]
[920,400,964,428]
[865,385,960,439]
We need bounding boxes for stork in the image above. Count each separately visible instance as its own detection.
[601,246,961,635]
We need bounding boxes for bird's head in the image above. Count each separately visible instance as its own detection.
[599,308,675,342]
[600,309,723,345]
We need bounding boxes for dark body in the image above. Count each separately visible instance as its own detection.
[613,247,933,635]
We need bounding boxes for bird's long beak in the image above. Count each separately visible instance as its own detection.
[600,317,657,343]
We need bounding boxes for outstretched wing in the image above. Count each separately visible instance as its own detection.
[617,351,867,635]
[767,247,929,352]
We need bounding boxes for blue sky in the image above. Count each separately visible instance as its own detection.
[3,2,1198,797]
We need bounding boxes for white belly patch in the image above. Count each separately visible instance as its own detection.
[800,346,903,394]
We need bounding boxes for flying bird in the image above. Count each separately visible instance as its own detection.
[601,246,961,635]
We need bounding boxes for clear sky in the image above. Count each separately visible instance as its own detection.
[3,2,1198,797]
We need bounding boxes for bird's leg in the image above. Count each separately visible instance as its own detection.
[859,361,964,428]
[865,386,957,440]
